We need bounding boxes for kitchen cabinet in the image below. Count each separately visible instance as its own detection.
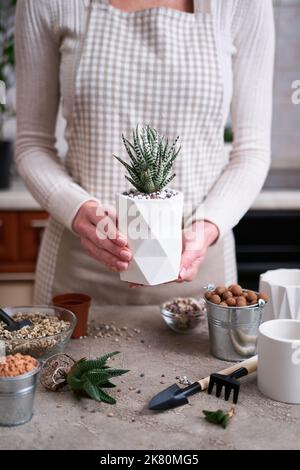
[0,210,48,274]
[233,210,300,290]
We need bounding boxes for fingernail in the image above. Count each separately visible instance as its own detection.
[116,261,127,271]
[120,250,132,261]
[116,237,127,247]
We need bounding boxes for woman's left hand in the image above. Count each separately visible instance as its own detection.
[129,220,219,288]
[178,220,219,282]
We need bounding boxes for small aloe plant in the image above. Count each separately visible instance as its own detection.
[114,125,181,194]
[66,351,129,404]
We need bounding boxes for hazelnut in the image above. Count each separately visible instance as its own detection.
[236,296,247,307]
[205,291,213,300]
[246,291,257,303]
[226,297,236,307]
[229,284,243,296]
[258,292,269,303]
[210,294,221,305]
[250,299,258,305]
[215,286,227,296]
[222,291,233,300]
[219,301,228,307]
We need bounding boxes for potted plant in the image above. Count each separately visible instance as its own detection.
[115,125,183,286]
[0,0,16,189]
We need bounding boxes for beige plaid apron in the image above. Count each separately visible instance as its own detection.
[34,0,237,305]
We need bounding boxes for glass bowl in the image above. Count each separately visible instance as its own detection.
[160,297,206,334]
[0,306,77,360]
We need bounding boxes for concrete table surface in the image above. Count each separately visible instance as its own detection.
[1,305,300,450]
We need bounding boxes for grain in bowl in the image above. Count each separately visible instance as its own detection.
[0,307,76,359]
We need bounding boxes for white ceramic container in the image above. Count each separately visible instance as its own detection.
[116,191,183,285]
[257,319,300,403]
[259,269,300,321]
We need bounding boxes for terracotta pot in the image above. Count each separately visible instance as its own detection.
[52,293,91,339]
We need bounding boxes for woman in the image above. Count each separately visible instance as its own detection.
[15,0,274,305]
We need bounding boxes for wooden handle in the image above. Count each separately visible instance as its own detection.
[198,355,258,390]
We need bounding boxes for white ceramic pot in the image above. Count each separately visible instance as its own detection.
[259,269,300,321]
[116,191,183,285]
[257,319,300,404]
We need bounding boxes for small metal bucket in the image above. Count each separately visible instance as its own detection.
[205,299,264,362]
[0,364,40,426]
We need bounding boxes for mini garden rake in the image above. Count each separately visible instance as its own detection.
[207,355,257,404]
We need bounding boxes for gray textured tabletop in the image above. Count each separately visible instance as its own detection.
[1,305,299,450]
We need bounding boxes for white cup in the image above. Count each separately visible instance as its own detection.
[259,269,300,321]
[257,319,300,403]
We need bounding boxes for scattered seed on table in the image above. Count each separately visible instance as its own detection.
[134,328,141,334]
[107,413,114,418]
[140,339,145,343]
[131,417,135,422]
[140,373,144,377]
[161,374,165,377]
[117,389,121,392]
[136,389,141,394]
[115,338,119,342]
[160,381,165,384]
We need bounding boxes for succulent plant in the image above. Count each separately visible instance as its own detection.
[40,351,129,404]
[114,125,181,194]
[67,351,129,404]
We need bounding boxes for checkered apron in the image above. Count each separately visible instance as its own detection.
[34,0,237,305]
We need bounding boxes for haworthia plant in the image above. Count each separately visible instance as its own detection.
[114,125,181,194]
[67,351,129,404]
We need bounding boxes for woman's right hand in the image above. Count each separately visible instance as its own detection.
[72,200,132,272]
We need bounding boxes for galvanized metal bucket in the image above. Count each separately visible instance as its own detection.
[205,299,264,362]
[0,364,40,426]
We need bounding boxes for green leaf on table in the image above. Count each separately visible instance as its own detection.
[202,408,235,429]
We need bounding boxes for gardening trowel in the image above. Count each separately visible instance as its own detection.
[0,308,32,331]
[149,355,257,410]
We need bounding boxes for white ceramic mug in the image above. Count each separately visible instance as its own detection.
[259,269,300,321]
[257,319,300,403]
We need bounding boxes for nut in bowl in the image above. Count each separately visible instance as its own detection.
[205,284,269,308]
[204,285,268,361]
[0,306,76,360]
[160,297,206,334]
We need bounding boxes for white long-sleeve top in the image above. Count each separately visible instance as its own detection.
[15,0,275,237]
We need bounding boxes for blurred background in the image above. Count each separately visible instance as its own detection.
[0,0,299,304]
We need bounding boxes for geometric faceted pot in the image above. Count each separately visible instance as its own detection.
[259,269,300,321]
[116,191,183,285]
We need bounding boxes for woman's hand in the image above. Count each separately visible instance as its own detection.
[72,200,132,272]
[178,220,219,282]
